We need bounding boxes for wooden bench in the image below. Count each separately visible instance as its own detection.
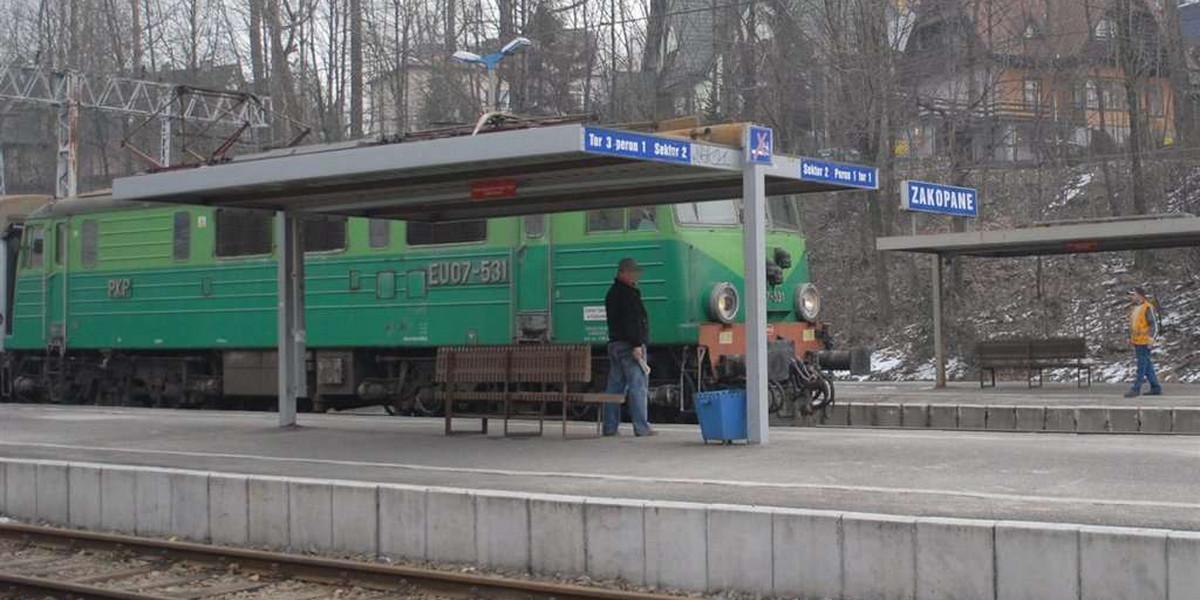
[977,337,1091,388]
[434,345,625,437]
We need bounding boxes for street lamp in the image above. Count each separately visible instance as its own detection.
[451,36,532,114]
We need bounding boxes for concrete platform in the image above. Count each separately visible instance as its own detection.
[1,404,1199,531]
[835,381,1200,407]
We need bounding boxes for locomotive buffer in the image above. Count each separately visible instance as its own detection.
[112,122,876,445]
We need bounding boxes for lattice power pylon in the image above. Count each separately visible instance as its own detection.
[0,64,272,197]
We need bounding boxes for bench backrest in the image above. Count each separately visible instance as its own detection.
[435,345,593,384]
[976,339,1032,360]
[1030,337,1087,360]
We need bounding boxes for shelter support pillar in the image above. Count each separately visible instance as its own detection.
[277,212,307,427]
[932,254,946,388]
[743,161,769,445]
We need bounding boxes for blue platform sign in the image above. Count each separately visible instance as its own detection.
[747,126,773,165]
[902,180,978,218]
[799,158,878,189]
[583,127,691,164]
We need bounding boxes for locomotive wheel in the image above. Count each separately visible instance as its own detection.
[768,381,787,415]
[412,387,443,417]
[808,374,835,410]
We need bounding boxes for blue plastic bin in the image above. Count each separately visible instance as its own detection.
[695,389,748,443]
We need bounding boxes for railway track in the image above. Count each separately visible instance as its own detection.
[0,523,688,600]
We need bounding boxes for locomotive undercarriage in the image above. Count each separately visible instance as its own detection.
[0,343,844,420]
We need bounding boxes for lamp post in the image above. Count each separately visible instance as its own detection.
[451,37,532,113]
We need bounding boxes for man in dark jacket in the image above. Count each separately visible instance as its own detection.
[602,257,656,436]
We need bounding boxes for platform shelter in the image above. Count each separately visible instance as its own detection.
[878,214,1200,387]
[112,123,878,445]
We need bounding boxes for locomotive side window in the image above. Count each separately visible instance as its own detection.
[215,209,273,257]
[368,219,391,248]
[24,227,45,269]
[55,223,67,266]
[81,221,98,268]
[173,212,191,261]
[406,220,486,245]
[768,196,800,230]
[587,209,624,232]
[629,207,658,231]
[303,219,347,253]
[524,215,545,237]
[676,200,739,225]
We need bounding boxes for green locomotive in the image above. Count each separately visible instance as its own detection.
[0,189,862,416]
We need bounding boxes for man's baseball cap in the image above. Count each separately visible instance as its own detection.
[618,257,643,272]
[1133,286,1148,297]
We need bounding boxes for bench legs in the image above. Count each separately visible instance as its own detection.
[980,368,996,389]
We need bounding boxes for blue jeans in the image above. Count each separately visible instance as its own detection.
[1132,345,1162,393]
[603,342,651,435]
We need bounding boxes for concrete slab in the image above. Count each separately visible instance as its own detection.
[332,482,378,556]
[928,404,958,429]
[0,461,5,515]
[209,474,249,546]
[957,405,986,429]
[874,403,902,427]
[427,487,476,564]
[644,501,708,592]
[771,509,842,600]
[170,472,209,542]
[99,467,136,533]
[901,404,928,428]
[1076,407,1110,433]
[134,470,172,536]
[1167,531,1200,600]
[1172,408,1200,433]
[842,513,916,600]
[1138,408,1171,433]
[378,485,426,561]
[1109,408,1140,433]
[247,477,289,549]
[847,403,871,427]
[915,517,994,600]
[1080,526,1167,600]
[1014,406,1045,431]
[822,404,849,426]
[475,491,530,572]
[35,463,69,525]
[706,505,773,595]
[986,406,1017,430]
[67,464,102,530]
[995,521,1079,600]
[529,495,585,576]
[1044,406,1076,431]
[288,481,333,552]
[585,498,646,585]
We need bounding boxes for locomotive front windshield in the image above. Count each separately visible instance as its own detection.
[675,197,801,231]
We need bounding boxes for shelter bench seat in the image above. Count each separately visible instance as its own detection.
[976,337,1091,388]
[433,345,624,437]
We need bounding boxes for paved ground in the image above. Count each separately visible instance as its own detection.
[836,381,1200,406]
[2,404,1199,531]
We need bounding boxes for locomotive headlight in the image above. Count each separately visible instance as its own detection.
[708,282,740,324]
[794,283,821,322]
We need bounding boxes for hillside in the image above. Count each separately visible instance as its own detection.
[803,161,1200,384]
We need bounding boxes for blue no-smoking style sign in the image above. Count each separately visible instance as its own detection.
[747,126,773,165]
[901,180,978,218]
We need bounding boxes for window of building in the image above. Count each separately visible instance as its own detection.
[1095,18,1116,39]
[406,220,486,245]
[676,200,740,225]
[303,219,347,253]
[1147,85,1164,116]
[81,221,97,268]
[1023,79,1041,108]
[54,222,66,266]
[1103,82,1127,110]
[524,215,545,237]
[25,227,44,269]
[586,209,625,232]
[768,197,801,230]
[368,219,391,248]
[215,209,273,257]
[173,212,190,261]
[628,207,658,231]
[1086,80,1099,109]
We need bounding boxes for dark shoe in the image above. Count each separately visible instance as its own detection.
[602,431,619,437]
[635,429,658,437]
[1146,389,1163,396]
[1124,390,1141,398]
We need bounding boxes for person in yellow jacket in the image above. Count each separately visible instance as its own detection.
[1125,287,1163,398]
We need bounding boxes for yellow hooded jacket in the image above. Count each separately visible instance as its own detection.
[1130,301,1155,346]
